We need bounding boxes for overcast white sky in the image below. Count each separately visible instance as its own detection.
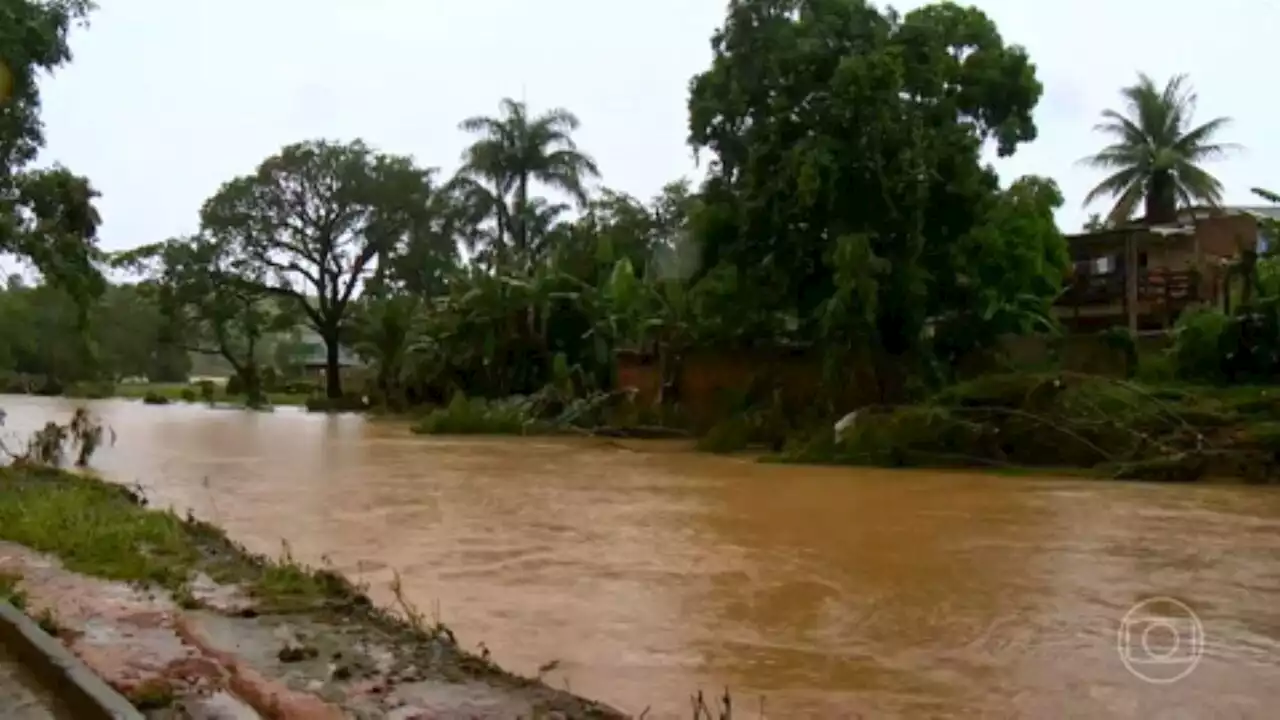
[35,0,1280,252]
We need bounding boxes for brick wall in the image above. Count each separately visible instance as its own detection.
[614,335,1148,427]
[1195,214,1260,257]
[615,348,896,429]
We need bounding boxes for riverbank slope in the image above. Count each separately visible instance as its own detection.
[779,372,1280,482]
[0,465,624,718]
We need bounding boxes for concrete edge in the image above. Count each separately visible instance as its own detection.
[0,600,144,720]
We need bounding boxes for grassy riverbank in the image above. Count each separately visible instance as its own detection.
[111,382,310,407]
[0,465,623,717]
[776,372,1280,483]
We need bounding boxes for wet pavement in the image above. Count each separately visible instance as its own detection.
[0,645,67,719]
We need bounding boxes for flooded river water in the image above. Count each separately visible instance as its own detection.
[4,396,1279,717]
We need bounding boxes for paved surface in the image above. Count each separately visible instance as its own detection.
[0,645,68,719]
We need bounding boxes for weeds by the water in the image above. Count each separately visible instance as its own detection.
[690,688,767,719]
[413,393,532,434]
[0,466,198,586]
[411,387,657,438]
[0,407,113,468]
[389,569,456,645]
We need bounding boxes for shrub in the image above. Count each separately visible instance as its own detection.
[142,392,170,405]
[179,388,197,402]
[1099,326,1138,377]
[282,380,319,395]
[260,366,279,391]
[697,415,753,453]
[1172,308,1230,382]
[1135,352,1176,384]
[224,373,244,396]
[63,381,115,399]
[1218,297,1280,382]
[411,393,529,434]
[196,380,216,402]
[0,373,30,394]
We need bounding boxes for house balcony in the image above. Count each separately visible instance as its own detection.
[1054,269,1212,331]
[1058,269,1202,306]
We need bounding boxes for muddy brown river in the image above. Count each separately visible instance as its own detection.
[3,396,1279,717]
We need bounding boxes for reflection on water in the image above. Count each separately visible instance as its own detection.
[4,395,1279,717]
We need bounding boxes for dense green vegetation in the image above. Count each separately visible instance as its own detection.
[4,0,1279,480]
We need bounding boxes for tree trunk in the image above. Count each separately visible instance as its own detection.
[324,334,343,399]
[242,363,264,408]
[1144,173,1178,225]
[516,174,529,258]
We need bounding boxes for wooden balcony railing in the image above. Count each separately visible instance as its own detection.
[1057,269,1202,307]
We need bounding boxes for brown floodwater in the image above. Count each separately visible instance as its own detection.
[3,396,1279,718]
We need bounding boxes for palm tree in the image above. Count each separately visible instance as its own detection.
[1080,73,1238,225]
[455,98,599,267]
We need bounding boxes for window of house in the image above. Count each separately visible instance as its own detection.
[1138,251,1149,268]
[1259,231,1272,255]
[1093,255,1114,274]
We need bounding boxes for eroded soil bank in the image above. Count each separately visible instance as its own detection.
[0,466,623,719]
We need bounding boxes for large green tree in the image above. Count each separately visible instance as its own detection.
[1081,73,1236,225]
[931,175,1069,363]
[90,282,188,381]
[0,281,93,388]
[687,0,1043,384]
[454,99,600,268]
[0,0,103,304]
[199,140,436,398]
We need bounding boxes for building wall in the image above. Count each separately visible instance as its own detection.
[616,348,886,430]
[614,336,1142,426]
[1194,214,1260,257]
[614,351,661,406]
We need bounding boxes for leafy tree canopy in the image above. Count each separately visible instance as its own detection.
[198,139,438,398]
[687,0,1044,360]
[0,0,103,305]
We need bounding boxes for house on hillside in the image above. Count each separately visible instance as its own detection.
[1055,205,1280,332]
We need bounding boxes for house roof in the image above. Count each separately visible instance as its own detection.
[1065,224,1193,246]
[1172,205,1280,222]
[1231,206,1280,222]
[1069,204,1280,244]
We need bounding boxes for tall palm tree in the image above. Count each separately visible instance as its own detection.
[455,98,599,267]
[1080,73,1238,225]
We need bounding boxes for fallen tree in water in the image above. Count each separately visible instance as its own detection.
[779,372,1280,482]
